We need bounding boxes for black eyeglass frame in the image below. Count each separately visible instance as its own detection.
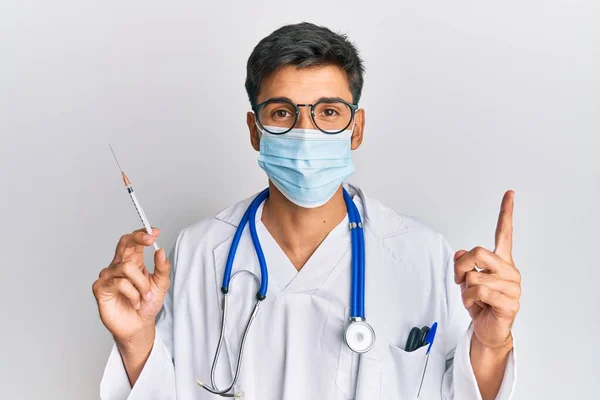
[252,97,359,135]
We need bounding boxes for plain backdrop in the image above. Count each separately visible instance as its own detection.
[1,1,598,399]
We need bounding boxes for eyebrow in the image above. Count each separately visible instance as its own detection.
[265,96,349,104]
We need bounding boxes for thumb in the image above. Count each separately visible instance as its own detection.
[151,248,171,293]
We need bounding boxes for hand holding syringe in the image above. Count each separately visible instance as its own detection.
[109,144,159,251]
[93,145,170,388]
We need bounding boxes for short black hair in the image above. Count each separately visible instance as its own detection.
[245,22,365,108]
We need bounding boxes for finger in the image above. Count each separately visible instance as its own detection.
[454,246,500,284]
[454,249,468,262]
[455,247,520,284]
[146,226,161,236]
[461,285,520,318]
[464,271,521,298]
[151,248,171,294]
[112,227,161,264]
[453,249,468,283]
[102,278,142,309]
[112,231,147,264]
[494,190,514,261]
[108,261,152,301]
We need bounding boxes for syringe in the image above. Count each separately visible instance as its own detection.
[109,144,160,251]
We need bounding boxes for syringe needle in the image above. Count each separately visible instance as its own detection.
[109,144,124,173]
[109,144,132,187]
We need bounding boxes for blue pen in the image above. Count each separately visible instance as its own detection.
[417,322,438,398]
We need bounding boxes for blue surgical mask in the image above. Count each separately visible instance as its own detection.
[256,123,356,208]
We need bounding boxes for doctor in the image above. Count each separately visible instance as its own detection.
[93,22,520,399]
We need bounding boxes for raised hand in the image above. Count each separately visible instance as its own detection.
[92,227,171,346]
[454,191,521,349]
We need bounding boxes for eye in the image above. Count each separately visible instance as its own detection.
[322,108,339,117]
[272,109,293,119]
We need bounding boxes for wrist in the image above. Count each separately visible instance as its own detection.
[471,332,513,357]
[115,326,156,358]
[115,326,156,387]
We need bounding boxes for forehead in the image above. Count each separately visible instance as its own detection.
[257,64,353,104]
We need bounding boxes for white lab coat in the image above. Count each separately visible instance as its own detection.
[100,183,516,400]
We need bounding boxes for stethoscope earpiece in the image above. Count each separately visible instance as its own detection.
[405,325,433,352]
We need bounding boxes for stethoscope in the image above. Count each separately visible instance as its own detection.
[196,187,375,397]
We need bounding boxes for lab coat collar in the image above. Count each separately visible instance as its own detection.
[214,182,409,240]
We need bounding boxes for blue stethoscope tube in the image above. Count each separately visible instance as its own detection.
[222,188,270,299]
[343,188,365,319]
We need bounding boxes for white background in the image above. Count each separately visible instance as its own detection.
[1,1,598,399]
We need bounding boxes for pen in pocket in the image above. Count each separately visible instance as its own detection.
[417,322,438,398]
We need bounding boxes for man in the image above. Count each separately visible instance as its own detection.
[93,22,519,399]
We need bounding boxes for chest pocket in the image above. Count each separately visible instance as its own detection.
[381,343,428,398]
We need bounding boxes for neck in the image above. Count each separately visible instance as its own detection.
[261,182,347,271]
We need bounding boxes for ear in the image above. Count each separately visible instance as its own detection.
[247,111,260,151]
[350,108,365,150]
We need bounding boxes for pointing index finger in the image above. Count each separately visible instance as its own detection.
[494,190,514,261]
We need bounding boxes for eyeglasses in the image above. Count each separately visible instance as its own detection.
[252,97,359,135]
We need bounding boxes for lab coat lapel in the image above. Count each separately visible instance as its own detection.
[343,182,409,240]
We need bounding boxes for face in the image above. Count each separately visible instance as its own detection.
[246,64,365,151]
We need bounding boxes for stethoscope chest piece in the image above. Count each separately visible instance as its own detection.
[344,319,376,353]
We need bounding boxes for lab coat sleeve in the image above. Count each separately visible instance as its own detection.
[439,235,517,400]
[99,244,178,400]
